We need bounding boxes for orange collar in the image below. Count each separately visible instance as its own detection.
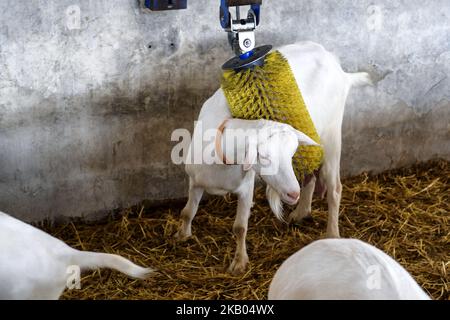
[215,119,234,165]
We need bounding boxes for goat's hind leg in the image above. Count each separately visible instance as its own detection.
[175,178,204,240]
[320,137,342,239]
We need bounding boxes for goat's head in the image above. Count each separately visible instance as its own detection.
[241,120,319,220]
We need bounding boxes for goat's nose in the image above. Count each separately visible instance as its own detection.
[287,192,300,201]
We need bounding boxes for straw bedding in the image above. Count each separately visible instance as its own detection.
[43,160,449,300]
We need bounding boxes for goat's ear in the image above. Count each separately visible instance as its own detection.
[293,129,320,146]
[243,138,258,171]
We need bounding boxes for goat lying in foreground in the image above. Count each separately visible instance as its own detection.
[0,211,152,299]
[176,41,372,274]
[269,239,430,300]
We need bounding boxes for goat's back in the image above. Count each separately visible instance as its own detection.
[268,238,430,300]
[0,212,152,299]
[0,212,71,299]
[278,42,355,136]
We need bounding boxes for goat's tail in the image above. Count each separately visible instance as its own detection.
[347,72,374,87]
[72,250,153,280]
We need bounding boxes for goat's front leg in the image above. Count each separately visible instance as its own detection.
[228,182,254,275]
[288,175,316,223]
[175,179,204,240]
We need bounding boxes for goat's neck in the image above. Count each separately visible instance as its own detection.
[220,125,250,166]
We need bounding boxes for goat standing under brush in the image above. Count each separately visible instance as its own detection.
[176,42,372,274]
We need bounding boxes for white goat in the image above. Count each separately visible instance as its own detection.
[268,239,431,300]
[0,211,152,299]
[176,42,372,274]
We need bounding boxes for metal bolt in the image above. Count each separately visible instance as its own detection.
[243,39,252,48]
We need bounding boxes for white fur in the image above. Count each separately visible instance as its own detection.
[176,42,372,274]
[268,239,430,300]
[266,185,283,222]
[0,211,153,300]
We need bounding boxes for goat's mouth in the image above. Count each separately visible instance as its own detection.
[282,194,300,206]
[266,186,300,221]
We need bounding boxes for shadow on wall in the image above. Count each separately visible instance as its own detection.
[0,71,218,222]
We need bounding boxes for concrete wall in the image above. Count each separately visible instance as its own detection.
[0,0,449,221]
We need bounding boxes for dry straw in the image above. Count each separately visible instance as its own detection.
[43,160,449,300]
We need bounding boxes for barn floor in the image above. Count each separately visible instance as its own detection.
[45,160,449,300]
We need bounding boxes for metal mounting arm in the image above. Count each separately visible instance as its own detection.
[220,0,262,55]
[219,0,271,70]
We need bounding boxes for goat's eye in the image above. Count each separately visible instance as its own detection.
[259,155,271,166]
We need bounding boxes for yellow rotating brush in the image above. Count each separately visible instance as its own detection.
[221,50,324,180]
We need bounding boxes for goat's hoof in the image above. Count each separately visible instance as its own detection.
[228,258,249,275]
[174,230,191,242]
[288,210,312,224]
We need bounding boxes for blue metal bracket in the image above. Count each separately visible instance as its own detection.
[220,0,231,29]
[145,0,187,11]
[251,4,260,26]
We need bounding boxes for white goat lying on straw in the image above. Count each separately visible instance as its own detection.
[268,239,430,300]
[176,42,372,274]
[0,211,152,299]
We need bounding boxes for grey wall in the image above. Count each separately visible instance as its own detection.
[0,0,449,221]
